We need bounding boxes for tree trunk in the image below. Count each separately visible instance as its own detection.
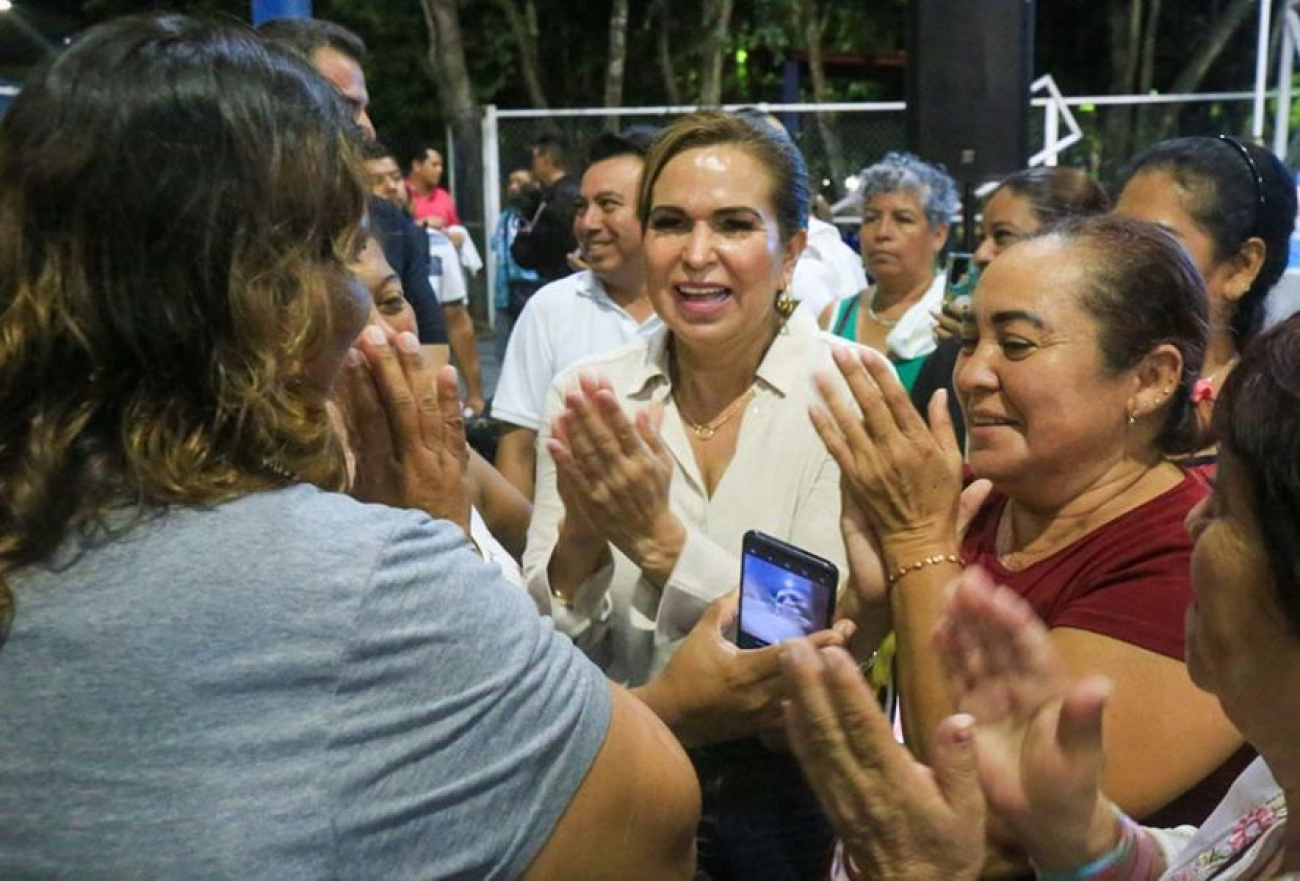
[799,0,847,198]
[1152,0,1258,140]
[491,0,550,109]
[419,0,483,231]
[603,0,630,128]
[655,0,682,105]
[698,0,734,106]
[1102,0,1143,168]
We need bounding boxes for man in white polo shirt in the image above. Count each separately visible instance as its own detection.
[493,128,662,499]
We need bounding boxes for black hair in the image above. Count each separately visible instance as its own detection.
[995,166,1110,224]
[588,126,659,164]
[1118,137,1297,345]
[531,133,571,171]
[409,146,441,167]
[256,16,367,63]
[1214,313,1300,635]
[362,139,397,162]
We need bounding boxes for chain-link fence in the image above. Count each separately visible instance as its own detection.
[461,93,1269,325]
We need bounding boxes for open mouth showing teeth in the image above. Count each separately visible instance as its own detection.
[676,285,730,304]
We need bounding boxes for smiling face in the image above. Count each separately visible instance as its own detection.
[643,144,804,358]
[860,189,947,289]
[574,154,644,290]
[956,237,1140,493]
[974,188,1041,269]
[1184,451,1288,730]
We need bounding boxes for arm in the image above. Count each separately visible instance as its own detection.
[467,448,531,559]
[441,302,485,414]
[521,682,699,881]
[495,426,538,500]
[1050,628,1243,820]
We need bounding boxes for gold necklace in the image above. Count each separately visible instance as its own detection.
[677,387,756,441]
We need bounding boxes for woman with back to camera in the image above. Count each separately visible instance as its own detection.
[819,152,958,393]
[0,15,702,878]
[808,215,1246,858]
[525,111,882,879]
[783,314,1300,881]
[912,166,1111,434]
[1114,135,1296,452]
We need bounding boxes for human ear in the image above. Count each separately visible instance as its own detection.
[1130,343,1185,419]
[1221,236,1267,304]
[779,229,808,289]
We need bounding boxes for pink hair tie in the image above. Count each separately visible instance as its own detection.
[1192,378,1216,405]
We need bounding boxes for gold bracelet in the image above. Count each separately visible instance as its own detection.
[549,584,576,610]
[886,552,961,587]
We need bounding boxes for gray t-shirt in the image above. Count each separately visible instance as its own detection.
[0,485,610,879]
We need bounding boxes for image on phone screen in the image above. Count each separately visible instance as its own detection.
[738,553,832,648]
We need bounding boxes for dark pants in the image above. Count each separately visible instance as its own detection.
[690,738,835,881]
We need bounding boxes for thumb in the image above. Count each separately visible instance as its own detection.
[702,590,740,634]
[1056,675,1111,761]
[957,479,993,538]
[931,713,985,821]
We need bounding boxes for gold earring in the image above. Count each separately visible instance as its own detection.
[1127,411,1137,426]
[774,289,797,319]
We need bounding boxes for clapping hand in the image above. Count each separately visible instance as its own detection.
[547,374,684,580]
[337,325,472,537]
[935,567,1118,870]
[782,639,986,880]
[811,347,964,571]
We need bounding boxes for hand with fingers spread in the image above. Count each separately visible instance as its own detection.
[811,345,964,569]
[546,373,685,583]
[636,592,856,748]
[934,566,1121,871]
[338,325,472,537]
[782,640,986,881]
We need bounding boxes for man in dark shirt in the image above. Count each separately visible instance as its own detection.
[258,18,449,362]
[510,134,580,288]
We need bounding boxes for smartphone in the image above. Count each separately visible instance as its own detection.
[944,252,979,303]
[736,530,838,649]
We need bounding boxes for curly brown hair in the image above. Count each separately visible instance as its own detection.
[0,14,368,637]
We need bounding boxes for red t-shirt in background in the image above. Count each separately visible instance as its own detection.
[408,185,460,228]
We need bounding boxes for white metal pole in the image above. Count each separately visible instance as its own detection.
[445,122,456,195]
[1043,100,1060,167]
[1254,0,1274,142]
[481,105,501,329]
[1274,6,1296,156]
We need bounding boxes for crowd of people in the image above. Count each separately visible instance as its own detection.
[2,11,1299,881]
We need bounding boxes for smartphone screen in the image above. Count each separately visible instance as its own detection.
[736,531,837,649]
[944,252,978,303]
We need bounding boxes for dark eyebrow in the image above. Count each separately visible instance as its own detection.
[714,207,763,220]
[989,309,1046,329]
[591,190,625,201]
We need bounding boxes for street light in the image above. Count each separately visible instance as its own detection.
[0,1,15,13]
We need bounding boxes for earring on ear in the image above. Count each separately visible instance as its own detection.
[774,289,797,319]
[1127,411,1137,426]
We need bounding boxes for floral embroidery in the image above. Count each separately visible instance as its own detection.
[1167,791,1287,880]
[1228,805,1278,851]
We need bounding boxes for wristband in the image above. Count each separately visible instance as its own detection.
[1036,805,1145,881]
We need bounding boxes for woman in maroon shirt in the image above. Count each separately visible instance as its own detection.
[810,215,1243,845]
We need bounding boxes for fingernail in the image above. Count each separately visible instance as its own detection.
[365,325,386,346]
[397,331,420,354]
[951,713,975,745]
[346,348,362,367]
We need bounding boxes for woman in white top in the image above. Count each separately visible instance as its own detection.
[524,111,884,880]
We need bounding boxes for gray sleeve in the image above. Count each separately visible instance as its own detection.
[330,514,611,880]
